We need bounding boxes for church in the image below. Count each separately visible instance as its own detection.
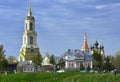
[58,33,93,70]
[18,3,40,62]
[58,33,105,71]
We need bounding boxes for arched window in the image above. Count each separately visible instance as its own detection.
[30,36,33,44]
[30,23,33,30]
[69,63,71,66]
[31,49,34,53]
[72,63,74,67]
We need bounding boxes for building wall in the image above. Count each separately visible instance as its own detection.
[23,65,35,72]
[65,60,93,69]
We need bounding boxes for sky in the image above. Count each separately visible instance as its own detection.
[0,0,120,58]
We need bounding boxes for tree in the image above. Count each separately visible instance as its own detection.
[103,56,113,71]
[92,51,103,70]
[32,52,42,66]
[7,56,17,64]
[0,45,8,70]
[109,55,115,69]
[114,50,120,68]
[80,62,85,70]
[50,54,55,65]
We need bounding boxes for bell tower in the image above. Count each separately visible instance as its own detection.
[18,1,40,62]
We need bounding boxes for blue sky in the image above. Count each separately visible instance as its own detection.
[0,0,120,58]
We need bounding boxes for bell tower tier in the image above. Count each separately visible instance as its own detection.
[18,2,40,62]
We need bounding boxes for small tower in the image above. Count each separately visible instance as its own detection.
[18,2,40,62]
[81,32,89,52]
[100,42,104,56]
[90,41,94,54]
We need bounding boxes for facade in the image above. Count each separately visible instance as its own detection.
[17,61,35,72]
[23,64,35,72]
[18,3,40,62]
[61,49,93,70]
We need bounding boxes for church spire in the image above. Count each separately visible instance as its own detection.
[28,0,32,16]
[84,32,87,41]
[81,32,89,51]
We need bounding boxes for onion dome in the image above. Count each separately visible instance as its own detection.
[94,40,99,47]
[90,45,94,49]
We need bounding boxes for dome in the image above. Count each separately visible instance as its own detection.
[94,40,99,47]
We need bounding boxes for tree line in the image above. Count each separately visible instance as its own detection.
[0,44,120,72]
[91,50,120,71]
[0,44,56,72]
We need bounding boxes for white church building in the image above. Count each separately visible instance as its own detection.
[59,33,93,70]
[62,49,93,70]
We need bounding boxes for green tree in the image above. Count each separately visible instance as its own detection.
[33,52,42,66]
[93,51,102,70]
[0,45,8,70]
[80,62,85,70]
[103,56,113,71]
[50,54,55,65]
[109,55,115,69]
[7,56,17,64]
[114,50,120,68]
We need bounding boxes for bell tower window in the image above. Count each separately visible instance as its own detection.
[30,36,33,44]
[30,46,34,53]
[30,23,33,30]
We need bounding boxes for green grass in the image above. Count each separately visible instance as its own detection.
[0,72,120,82]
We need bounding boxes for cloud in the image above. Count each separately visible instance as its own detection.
[96,3,120,10]
[96,5,106,9]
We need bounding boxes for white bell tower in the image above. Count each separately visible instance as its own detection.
[18,1,40,62]
[22,2,38,49]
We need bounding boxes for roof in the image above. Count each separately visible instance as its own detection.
[17,61,30,67]
[23,64,34,68]
[81,33,89,51]
[81,41,89,50]
[62,49,93,61]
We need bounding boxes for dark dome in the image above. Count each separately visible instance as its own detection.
[94,40,99,47]
[90,46,94,49]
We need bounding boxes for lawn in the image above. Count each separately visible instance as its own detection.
[0,72,119,82]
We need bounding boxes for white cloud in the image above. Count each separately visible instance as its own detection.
[96,5,106,9]
[96,3,120,10]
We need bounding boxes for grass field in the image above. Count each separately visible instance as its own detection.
[0,72,120,82]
